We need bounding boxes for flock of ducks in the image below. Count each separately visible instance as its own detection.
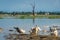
[0,25,58,37]
[13,25,58,37]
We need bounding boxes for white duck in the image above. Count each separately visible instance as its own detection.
[14,27,25,34]
[30,25,41,35]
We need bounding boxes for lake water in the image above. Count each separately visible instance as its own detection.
[0,19,60,40]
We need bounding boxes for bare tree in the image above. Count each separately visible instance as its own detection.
[31,0,35,16]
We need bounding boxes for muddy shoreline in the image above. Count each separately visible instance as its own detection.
[5,34,60,40]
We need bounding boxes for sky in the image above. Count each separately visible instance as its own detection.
[0,0,60,12]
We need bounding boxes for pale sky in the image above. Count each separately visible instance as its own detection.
[0,0,60,12]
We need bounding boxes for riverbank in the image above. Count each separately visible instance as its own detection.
[0,14,60,19]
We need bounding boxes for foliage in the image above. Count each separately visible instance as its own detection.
[0,11,60,15]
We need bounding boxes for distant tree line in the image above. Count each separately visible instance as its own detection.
[37,12,60,15]
[0,11,60,15]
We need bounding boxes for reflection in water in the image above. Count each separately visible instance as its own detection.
[33,17,35,24]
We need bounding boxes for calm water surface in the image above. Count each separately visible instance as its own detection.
[0,19,60,40]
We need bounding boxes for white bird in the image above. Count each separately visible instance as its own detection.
[53,28,58,37]
[50,28,58,37]
[14,27,25,34]
[30,25,41,35]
